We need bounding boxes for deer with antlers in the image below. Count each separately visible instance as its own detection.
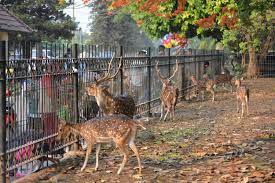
[86,57,136,118]
[155,60,179,121]
[56,114,145,174]
[235,79,249,118]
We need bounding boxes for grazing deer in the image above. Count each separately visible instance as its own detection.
[155,60,179,121]
[213,68,234,92]
[235,79,249,118]
[86,57,136,118]
[56,115,146,174]
[190,75,215,102]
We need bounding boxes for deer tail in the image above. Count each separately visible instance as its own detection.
[247,88,250,102]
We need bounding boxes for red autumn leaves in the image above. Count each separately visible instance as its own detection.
[195,6,238,29]
[110,0,238,29]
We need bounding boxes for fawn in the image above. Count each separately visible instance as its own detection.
[155,60,179,121]
[86,56,136,118]
[190,75,215,102]
[213,68,234,92]
[235,79,249,118]
[56,115,145,174]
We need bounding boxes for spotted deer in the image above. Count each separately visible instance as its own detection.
[56,115,146,174]
[213,68,234,92]
[156,60,179,121]
[235,79,249,118]
[190,75,215,102]
[86,56,136,118]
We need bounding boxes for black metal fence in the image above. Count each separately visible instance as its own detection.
[227,51,275,78]
[0,41,225,181]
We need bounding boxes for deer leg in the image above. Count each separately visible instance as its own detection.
[241,102,245,118]
[236,98,240,113]
[81,143,93,172]
[95,144,101,171]
[211,90,215,102]
[129,142,142,174]
[163,108,170,121]
[201,90,205,101]
[117,144,129,175]
[172,105,176,120]
[160,103,164,121]
[245,97,249,115]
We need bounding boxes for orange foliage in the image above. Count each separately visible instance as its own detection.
[195,14,216,28]
[220,7,238,29]
[136,20,143,27]
[111,0,130,8]
[172,0,187,16]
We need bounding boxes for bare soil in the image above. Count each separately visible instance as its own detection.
[15,78,275,183]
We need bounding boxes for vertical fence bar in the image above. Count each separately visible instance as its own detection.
[0,41,7,183]
[73,44,79,123]
[120,46,124,95]
[168,48,171,77]
[147,47,151,116]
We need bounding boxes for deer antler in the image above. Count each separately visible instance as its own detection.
[106,57,122,80]
[155,61,167,82]
[95,56,122,84]
[168,60,179,80]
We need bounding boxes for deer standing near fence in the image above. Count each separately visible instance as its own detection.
[213,68,234,92]
[190,75,215,102]
[156,60,179,121]
[56,115,145,174]
[86,56,136,118]
[235,79,249,118]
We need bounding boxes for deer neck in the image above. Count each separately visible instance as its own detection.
[94,89,114,108]
[191,78,198,85]
[68,123,83,136]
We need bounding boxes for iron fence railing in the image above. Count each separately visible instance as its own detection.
[0,41,226,181]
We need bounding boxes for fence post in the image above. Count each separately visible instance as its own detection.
[0,41,7,183]
[73,43,79,123]
[147,47,151,117]
[120,46,124,95]
[72,43,80,150]
[168,48,171,76]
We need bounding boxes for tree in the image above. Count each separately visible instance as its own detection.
[88,0,153,47]
[222,1,274,78]
[2,0,77,41]
[109,0,274,78]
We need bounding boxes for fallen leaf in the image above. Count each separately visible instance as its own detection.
[241,176,249,183]
[132,174,143,180]
[251,171,265,178]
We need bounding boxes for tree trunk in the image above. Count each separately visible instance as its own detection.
[259,35,273,63]
[241,53,246,66]
[247,46,258,78]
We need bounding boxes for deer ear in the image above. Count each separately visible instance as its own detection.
[100,85,109,90]
[60,119,67,125]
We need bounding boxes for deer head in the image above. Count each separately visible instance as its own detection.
[235,79,241,87]
[155,60,179,87]
[56,119,71,141]
[86,56,122,97]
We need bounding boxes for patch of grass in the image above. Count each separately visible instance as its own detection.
[159,152,182,162]
[156,128,204,143]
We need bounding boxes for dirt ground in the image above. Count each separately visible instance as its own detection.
[15,78,275,183]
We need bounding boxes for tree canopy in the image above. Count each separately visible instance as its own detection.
[88,0,153,47]
[2,0,77,41]
[109,0,274,77]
